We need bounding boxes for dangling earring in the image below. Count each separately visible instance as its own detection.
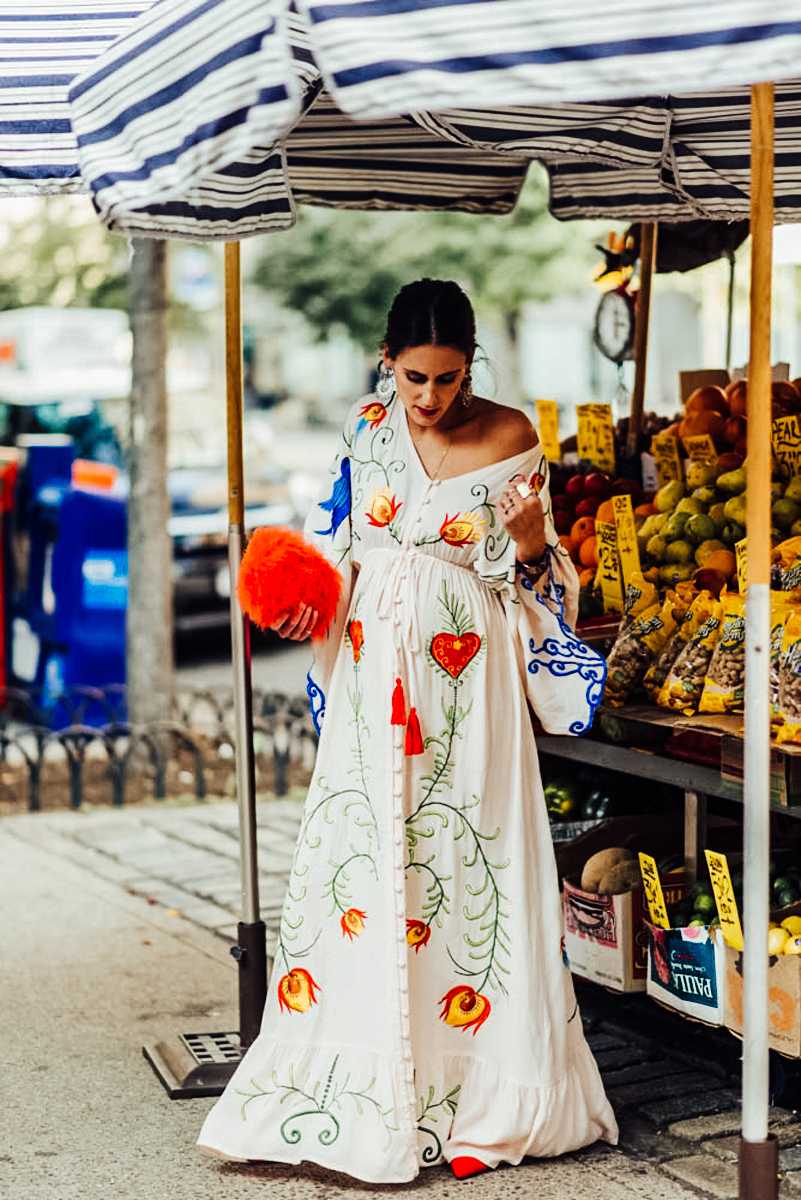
[376,361,395,401]
[460,366,473,408]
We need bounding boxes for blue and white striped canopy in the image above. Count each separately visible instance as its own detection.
[297,0,801,119]
[6,0,801,237]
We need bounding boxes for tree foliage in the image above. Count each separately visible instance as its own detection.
[250,165,603,349]
[0,196,129,311]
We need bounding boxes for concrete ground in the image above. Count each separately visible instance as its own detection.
[2,802,800,1200]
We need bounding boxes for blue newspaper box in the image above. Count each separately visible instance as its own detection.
[47,487,127,711]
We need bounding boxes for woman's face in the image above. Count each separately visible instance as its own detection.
[383,344,469,430]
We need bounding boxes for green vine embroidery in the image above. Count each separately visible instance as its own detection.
[237,1055,398,1150]
[405,583,510,996]
[418,1083,460,1163]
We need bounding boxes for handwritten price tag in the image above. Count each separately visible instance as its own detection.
[595,519,624,613]
[736,537,747,593]
[704,850,744,950]
[682,434,719,465]
[650,434,683,487]
[639,853,670,929]
[773,415,801,480]
[535,399,561,462]
[612,494,642,590]
[577,403,616,474]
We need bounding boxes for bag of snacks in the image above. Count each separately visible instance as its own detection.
[642,593,693,702]
[771,591,796,716]
[603,594,678,707]
[776,609,801,744]
[658,591,723,714]
[699,592,746,714]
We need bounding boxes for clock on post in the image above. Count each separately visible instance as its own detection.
[593,287,636,364]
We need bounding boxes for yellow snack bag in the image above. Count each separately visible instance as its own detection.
[776,609,801,744]
[603,595,678,708]
[642,592,693,702]
[699,592,746,714]
[658,592,723,714]
[771,591,795,717]
[773,537,801,590]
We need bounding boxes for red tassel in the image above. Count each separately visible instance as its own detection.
[391,677,407,725]
[405,707,423,755]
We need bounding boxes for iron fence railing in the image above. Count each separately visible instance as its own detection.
[0,686,317,814]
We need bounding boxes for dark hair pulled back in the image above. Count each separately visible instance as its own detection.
[383,279,475,361]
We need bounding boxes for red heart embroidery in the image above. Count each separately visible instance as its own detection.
[430,632,481,679]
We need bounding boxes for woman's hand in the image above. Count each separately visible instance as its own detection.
[269,603,318,641]
[499,476,546,565]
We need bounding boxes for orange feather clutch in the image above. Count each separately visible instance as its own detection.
[237,527,342,639]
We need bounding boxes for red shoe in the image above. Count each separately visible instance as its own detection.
[450,1156,489,1179]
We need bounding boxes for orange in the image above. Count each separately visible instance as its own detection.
[635,502,657,517]
[704,548,736,580]
[579,535,599,569]
[578,567,595,589]
[559,533,576,558]
[595,500,615,525]
[570,516,596,545]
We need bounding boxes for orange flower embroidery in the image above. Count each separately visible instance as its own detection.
[529,471,546,494]
[358,401,388,430]
[439,510,487,547]
[348,619,364,663]
[438,985,491,1035]
[277,968,320,1014]
[366,487,401,528]
[341,908,367,940]
[406,919,431,952]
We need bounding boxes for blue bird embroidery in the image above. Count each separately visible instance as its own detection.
[315,456,351,538]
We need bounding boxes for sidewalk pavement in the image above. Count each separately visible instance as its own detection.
[3,799,801,1200]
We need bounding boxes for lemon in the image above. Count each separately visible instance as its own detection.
[768,926,791,955]
[782,915,801,936]
[784,936,801,955]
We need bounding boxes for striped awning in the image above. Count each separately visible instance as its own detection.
[7,1,801,236]
[297,0,801,118]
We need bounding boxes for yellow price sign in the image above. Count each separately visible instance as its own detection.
[595,519,624,613]
[639,853,670,929]
[612,494,641,590]
[535,399,561,462]
[682,434,718,465]
[736,537,747,593]
[650,433,683,487]
[772,415,801,481]
[704,850,744,950]
[577,403,616,474]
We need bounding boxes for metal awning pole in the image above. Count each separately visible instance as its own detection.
[740,80,778,1200]
[225,241,266,1050]
[626,221,658,458]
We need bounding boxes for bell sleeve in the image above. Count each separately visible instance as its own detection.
[474,453,607,736]
[302,406,359,735]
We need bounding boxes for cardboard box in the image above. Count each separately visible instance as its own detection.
[563,871,686,993]
[724,940,801,1057]
[646,922,726,1025]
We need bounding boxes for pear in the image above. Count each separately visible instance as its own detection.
[709,502,727,531]
[716,467,747,496]
[785,476,801,504]
[655,480,686,513]
[646,535,668,563]
[773,497,801,530]
[675,496,705,516]
[695,539,727,566]
[692,485,719,507]
[663,511,690,542]
[723,494,747,525]
[686,461,718,490]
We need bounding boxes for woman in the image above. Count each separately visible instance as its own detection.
[198,279,617,1183]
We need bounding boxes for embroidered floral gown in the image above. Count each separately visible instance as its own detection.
[198,393,617,1183]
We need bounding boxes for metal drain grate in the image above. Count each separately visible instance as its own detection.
[143,1031,242,1098]
[181,1032,241,1064]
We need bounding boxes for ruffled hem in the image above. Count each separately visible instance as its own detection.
[197,1023,617,1184]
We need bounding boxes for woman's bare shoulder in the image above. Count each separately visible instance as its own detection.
[476,400,539,455]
